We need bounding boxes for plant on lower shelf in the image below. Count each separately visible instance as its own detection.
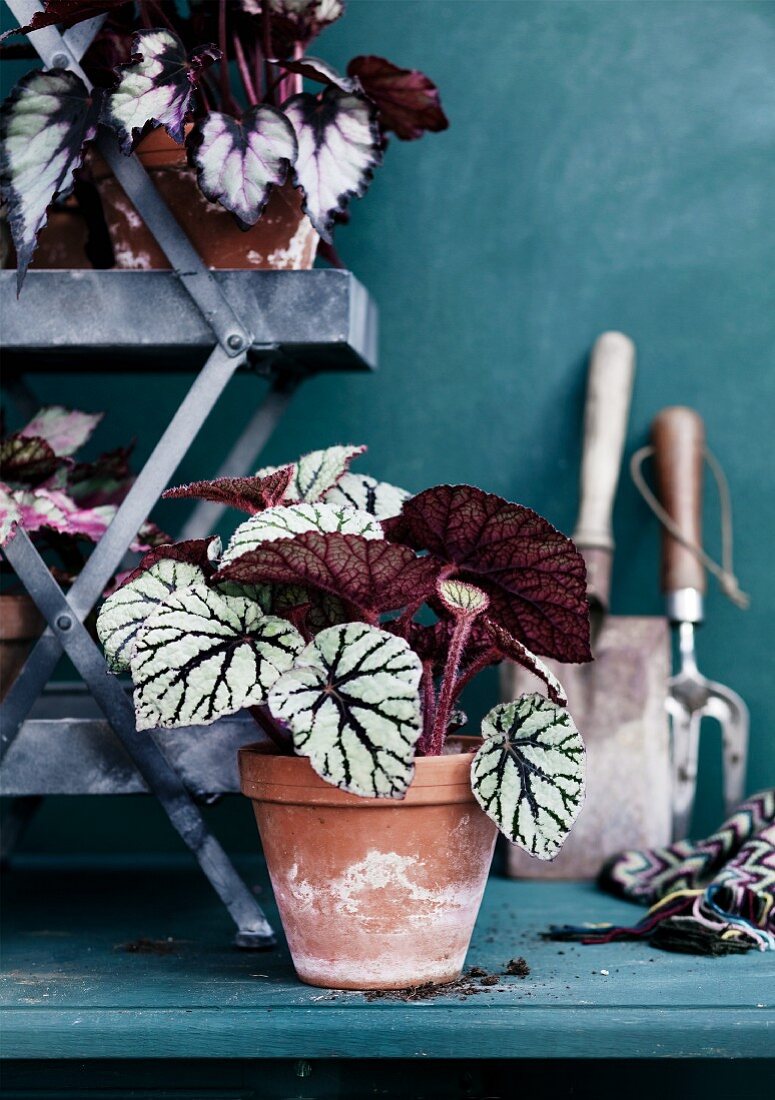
[0,404,162,575]
[1,0,448,287]
[96,444,590,990]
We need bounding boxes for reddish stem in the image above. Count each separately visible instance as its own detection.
[452,645,499,701]
[430,614,474,755]
[417,660,437,755]
[233,33,258,107]
[218,0,231,109]
[249,705,293,755]
[261,5,275,106]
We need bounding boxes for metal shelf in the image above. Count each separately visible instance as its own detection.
[0,269,378,374]
[1,685,259,799]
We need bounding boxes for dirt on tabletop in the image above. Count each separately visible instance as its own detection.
[363,958,531,1003]
[116,937,186,956]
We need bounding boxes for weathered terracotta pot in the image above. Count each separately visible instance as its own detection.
[0,595,44,701]
[239,740,497,990]
[2,197,92,271]
[91,128,319,270]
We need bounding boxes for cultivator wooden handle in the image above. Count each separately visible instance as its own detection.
[652,406,706,599]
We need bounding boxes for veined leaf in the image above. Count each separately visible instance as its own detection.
[221,502,382,566]
[0,483,21,546]
[274,57,356,92]
[20,406,103,457]
[394,485,591,663]
[130,584,304,731]
[437,578,489,618]
[97,558,206,673]
[471,695,585,858]
[119,537,221,588]
[7,487,114,541]
[268,622,422,798]
[0,434,60,486]
[189,106,297,228]
[283,87,382,241]
[0,69,100,290]
[323,471,410,519]
[347,55,448,141]
[484,618,567,707]
[102,29,219,154]
[163,466,294,515]
[258,444,366,503]
[0,2,129,44]
[216,532,440,617]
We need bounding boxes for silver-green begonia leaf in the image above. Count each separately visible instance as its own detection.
[96,558,206,673]
[130,584,304,731]
[268,623,423,799]
[471,694,585,859]
[323,472,410,519]
[221,501,382,565]
[257,444,365,503]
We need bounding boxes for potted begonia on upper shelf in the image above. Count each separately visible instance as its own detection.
[96,444,590,991]
[0,0,448,286]
[0,404,163,697]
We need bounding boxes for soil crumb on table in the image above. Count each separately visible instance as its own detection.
[363,960,530,1002]
[116,937,182,956]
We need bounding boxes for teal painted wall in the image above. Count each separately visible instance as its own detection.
[6,0,774,851]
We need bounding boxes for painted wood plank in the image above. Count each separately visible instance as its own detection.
[1,856,772,1060]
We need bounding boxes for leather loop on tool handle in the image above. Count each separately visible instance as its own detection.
[572,331,636,610]
[651,406,706,595]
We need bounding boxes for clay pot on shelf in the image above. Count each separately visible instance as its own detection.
[0,594,44,701]
[1,195,92,271]
[239,739,497,991]
[90,128,319,271]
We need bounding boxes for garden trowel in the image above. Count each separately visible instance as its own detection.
[651,407,749,840]
[504,332,672,879]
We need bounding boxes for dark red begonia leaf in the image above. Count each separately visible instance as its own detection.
[163,467,294,514]
[118,537,218,589]
[395,485,590,663]
[0,434,62,486]
[215,532,440,618]
[274,57,356,93]
[346,55,448,141]
[0,0,129,44]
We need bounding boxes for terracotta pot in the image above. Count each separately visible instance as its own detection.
[91,128,319,270]
[239,741,497,990]
[0,595,44,701]
[1,197,92,271]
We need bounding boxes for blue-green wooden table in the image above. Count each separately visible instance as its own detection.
[1,855,773,1096]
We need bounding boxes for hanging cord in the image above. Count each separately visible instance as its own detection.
[630,446,750,609]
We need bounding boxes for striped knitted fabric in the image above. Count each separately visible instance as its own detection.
[600,789,775,904]
[550,790,775,955]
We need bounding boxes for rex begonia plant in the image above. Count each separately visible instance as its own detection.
[0,0,448,288]
[97,445,590,861]
[0,404,163,582]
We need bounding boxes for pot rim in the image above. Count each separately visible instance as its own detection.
[239,738,482,808]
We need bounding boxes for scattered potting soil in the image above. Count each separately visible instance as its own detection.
[116,937,182,956]
[363,960,531,1002]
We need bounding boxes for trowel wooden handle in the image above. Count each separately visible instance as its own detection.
[573,331,636,553]
[652,406,706,595]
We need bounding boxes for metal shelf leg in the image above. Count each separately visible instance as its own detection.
[3,530,275,948]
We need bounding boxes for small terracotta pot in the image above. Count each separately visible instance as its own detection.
[0,594,44,701]
[91,128,319,270]
[239,741,497,990]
